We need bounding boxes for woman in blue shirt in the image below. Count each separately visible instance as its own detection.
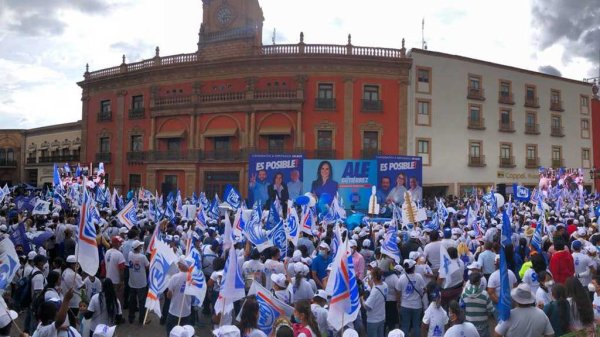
[310,161,338,199]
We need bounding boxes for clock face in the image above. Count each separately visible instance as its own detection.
[216,7,233,26]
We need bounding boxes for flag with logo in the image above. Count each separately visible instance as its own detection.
[53,164,62,189]
[147,221,162,254]
[184,246,207,303]
[246,281,294,335]
[214,246,246,314]
[439,245,459,288]
[195,207,209,231]
[145,239,178,317]
[32,199,51,215]
[223,214,234,251]
[208,196,220,220]
[326,238,360,331]
[512,184,530,202]
[117,200,138,229]
[9,223,30,253]
[381,219,400,263]
[286,200,299,247]
[223,184,241,211]
[199,192,210,212]
[0,238,20,294]
[436,198,449,224]
[300,204,315,235]
[232,207,245,239]
[243,209,273,252]
[76,186,99,277]
[268,219,287,259]
[0,185,8,204]
[501,209,512,247]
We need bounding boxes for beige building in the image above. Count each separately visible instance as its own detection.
[407,49,594,197]
[24,121,82,187]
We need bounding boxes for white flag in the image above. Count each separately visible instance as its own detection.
[439,245,459,288]
[214,247,245,314]
[32,199,51,215]
[145,240,178,318]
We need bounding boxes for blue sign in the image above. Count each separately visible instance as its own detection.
[376,155,423,204]
[303,159,377,210]
[248,154,304,208]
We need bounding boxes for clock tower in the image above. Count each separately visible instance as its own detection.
[197,0,264,59]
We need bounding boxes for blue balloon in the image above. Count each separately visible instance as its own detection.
[319,192,333,205]
[345,212,365,231]
[295,195,310,206]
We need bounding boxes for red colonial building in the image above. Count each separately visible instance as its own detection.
[78,0,411,198]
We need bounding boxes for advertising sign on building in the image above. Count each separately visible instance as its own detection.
[376,155,423,205]
[247,154,304,208]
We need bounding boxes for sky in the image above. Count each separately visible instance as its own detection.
[0,0,598,129]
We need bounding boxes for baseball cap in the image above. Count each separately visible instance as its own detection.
[132,240,144,250]
[572,240,582,251]
[318,242,330,251]
[27,251,37,260]
[270,273,287,288]
[212,325,239,337]
[314,289,327,300]
[66,255,77,263]
[169,325,195,337]
[349,240,357,248]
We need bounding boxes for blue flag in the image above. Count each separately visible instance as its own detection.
[268,219,287,258]
[9,223,30,253]
[497,246,511,321]
[223,185,241,211]
[512,184,530,202]
[501,209,512,247]
[53,164,61,188]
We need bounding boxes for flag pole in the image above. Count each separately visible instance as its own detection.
[177,287,186,326]
[142,307,150,325]
[2,306,22,334]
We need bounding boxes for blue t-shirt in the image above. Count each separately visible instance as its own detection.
[252,180,269,206]
[311,254,332,281]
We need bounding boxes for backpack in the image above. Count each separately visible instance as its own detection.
[14,270,43,311]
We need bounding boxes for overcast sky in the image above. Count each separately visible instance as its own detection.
[0,0,598,129]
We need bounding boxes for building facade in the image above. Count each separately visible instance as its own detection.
[591,83,600,192]
[78,0,411,197]
[23,121,82,187]
[407,49,595,196]
[0,130,25,186]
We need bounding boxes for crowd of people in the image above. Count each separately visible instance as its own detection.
[1,181,600,337]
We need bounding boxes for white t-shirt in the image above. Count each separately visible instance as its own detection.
[384,274,399,301]
[593,292,600,321]
[396,273,426,309]
[61,268,83,308]
[83,277,102,300]
[128,252,150,289]
[422,303,449,337]
[311,303,328,336]
[168,272,192,317]
[573,252,593,287]
[87,293,122,331]
[242,259,264,285]
[104,248,125,284]
[522,268,540,295]
[32,323,81,337]
[494,306,554,337]
[442,259,465,289]
[31,267,46,297]
[487,269,517,297]
[263,259,285,291]
[444,322,480,337]
[210,270,224,292]
[274,288,292,305]
[365,283,388,323]
[536,287,552,308]
[424,241,442,269]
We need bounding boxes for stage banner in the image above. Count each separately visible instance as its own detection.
[303,160,377,210]
[376,156,423,205]
[248,154,304,208]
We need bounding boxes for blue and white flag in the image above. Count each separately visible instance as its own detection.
[247,281,294,336]
[512,184,531,202]
[439,245,459,288]
[326,238,360,331]
[266,200,281,230]
[380,220,400,263]
[232,207,245,239]
[214,245,246,314]
[53,164,61,188]
[243,209,273,252]
[330,224,342,259]
[436,198,449,224]
[208,197,220,220]
[286,201,299,247]
[268,219,287,258]
[145,240,178,318]
[77,186,99,277]
[184,246,207,303]
[0,186,10,204]
[117,200,139,229]
[195,207,209,231]
[487,189,498,218]
[9,223,30,253]
[32,199,51,215]
[165,200,176,224]
[223,185,241,211]
[497,246,511,322]
[501,210,512,247]
[176,190,183,214]
[63,163,71,174]
[0,238,20,294]
[300,204,315,235]
[97,162,105,176]
[199,192,210,212]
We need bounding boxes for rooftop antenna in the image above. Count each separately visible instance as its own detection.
[272,28,277,45]
[421,18,427,50]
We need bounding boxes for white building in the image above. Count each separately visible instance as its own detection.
[407,49,594,197]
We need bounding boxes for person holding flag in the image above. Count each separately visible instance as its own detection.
[165,256,194,335]
[493,283,554,337]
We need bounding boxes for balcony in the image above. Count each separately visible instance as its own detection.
[498,92,514,105]
[551,158,564,168]
[468,155,486,167]
[202,150,244,161]
[128,108,145,119]
[126,151,146,163]
[97,111,112,122]
[467,118,486,130]
[550,126,564,137]
[498,120,515,132]
[26,157,37,164]
[525,157,539,168]
[524,96,539,108]
[0,160,17,167]
[550,100,564,112]
[313,149,336,159]
[361,99,383,112]
[315,98,336,110]
[467,87,485,101]
[146,150,201,161]
[499,156,515,168]
[37,155,80,164]
[524,123,540,135]
[361,149,382,159]
[95,152,111,163]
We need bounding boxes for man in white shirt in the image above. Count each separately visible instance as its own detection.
[166,257,193,336]
[127,241,149,324]
[572,240,595,288]
[61,255,84,325]
[104,236,126,304]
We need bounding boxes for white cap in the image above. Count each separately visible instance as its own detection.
[132,240,144,250]
[577,227,586,236]
[362,239,371,247]
[349,240,357,248]
[92,325,116,337]
[319,242,330,251]
[212,325,240,337]
[388,329,405,337]
[178,255,193,269]
[118,227,128,234]
[467,261,482,270]
[342,329,359,337]
[314,289,328,300]
[27,251,37,260]
[0,300,17,329]
[66,255,77,263]
[169,325,195,337]
[403,259,416,269]
[0,225,7,232]
[270,273,287,288]
[292,250,302,262]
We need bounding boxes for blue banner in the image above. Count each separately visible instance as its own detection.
[248,154,304,208]
[14,196,37,213]
[376,155,423,205]
[303,159,377,210]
